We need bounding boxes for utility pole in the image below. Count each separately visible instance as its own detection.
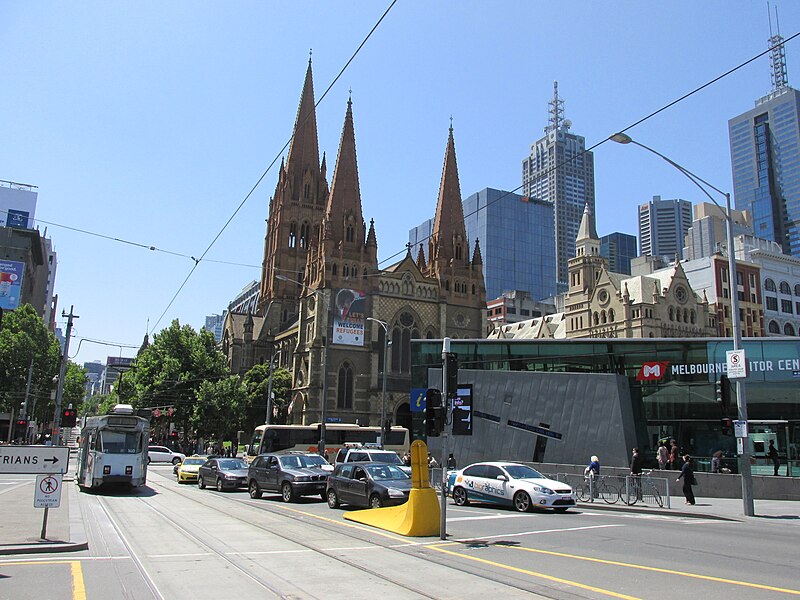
[52,306,78,447]
[265,350,281,424]
[439,337,451,541]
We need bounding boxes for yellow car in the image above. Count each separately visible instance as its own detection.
[176,456,207,483]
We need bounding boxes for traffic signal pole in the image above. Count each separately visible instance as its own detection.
[52,306,78,447]
[439,337,451,540]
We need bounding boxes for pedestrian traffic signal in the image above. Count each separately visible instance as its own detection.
[445,353,458,397]
[424,388,444,437]
[61,408,78,427]
[715,375,731,412]
[721,417,733,436]
[382,418,392,442]
[14,418,28,436]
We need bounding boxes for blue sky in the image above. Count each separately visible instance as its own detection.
[2,1,800,366]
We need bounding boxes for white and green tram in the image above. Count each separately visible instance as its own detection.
[76,404,150,490]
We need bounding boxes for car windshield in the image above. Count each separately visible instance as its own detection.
[279,455,326,469]
[219,459,247,470]
[369,452,403,465]
[183,458,205,466]
[503,465,544,480]
[365,464,410,481]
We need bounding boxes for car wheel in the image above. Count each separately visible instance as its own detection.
[369,494,383,509]
[513,491,532,512]
[172,457,182,465]
[249,480,262,499]
[281,482,296,503]
[216,478,225,492]
[327,489,339,509]
[198,475,206,489]
[452,486,469,506]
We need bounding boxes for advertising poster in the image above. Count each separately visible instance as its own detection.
[0,259,24,310]
[332,288,366,346]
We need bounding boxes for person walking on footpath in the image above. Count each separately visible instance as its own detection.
[584,455,600,498]
[668,440,680,470]
[656,442,668,470]
[768,440,780,476]
[711,450,723,474]
[630,448,643,500]
[447,453,457,470]
[677,454,696,505]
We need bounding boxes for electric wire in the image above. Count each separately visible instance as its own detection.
[150,0,398,335]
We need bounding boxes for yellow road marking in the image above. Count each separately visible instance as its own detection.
[0,561,86,600]
[429,545,639,600]
[435,542,800,596]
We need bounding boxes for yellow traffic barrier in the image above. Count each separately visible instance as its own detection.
[343,439,440,536]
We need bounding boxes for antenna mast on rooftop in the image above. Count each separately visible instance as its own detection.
[545,81,564,133]
[768,3,789,91]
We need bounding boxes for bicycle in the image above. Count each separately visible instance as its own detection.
[622,470,664,507]
[576,475,620,504]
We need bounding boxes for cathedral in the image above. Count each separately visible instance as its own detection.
[221,60,486,431]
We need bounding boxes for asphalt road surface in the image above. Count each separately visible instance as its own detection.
[1,464,798,599]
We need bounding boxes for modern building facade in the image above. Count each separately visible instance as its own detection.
[409,188,556,302]
[729,28,800,257]
[522,82,595,288]
[638,195,692,260]
[486,290,557,335]
[600,232,637,275]
[0,180,37,229]
[683,202,752,261]
[204,312,226,343]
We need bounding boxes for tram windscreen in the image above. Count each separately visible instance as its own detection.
[99,430,143,454]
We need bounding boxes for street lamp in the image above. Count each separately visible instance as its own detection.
[366,317,389,449]
[275,275,329,456]
[610,132,755,516]
[265,350,281,425]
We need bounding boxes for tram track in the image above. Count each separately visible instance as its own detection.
[142,468,546,599]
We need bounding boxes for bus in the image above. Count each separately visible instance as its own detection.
[247,423,410,460]
[76,404,150,490]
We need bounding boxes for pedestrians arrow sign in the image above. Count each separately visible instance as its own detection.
[0,446,70,474]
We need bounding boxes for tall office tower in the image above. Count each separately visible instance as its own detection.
[599,232,637,275]
[522,82,595,288]
[683,202,752,261]
[729,21,800,257]
[408,188,556,302]
[638,195,692,259]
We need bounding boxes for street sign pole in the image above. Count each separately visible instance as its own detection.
[439,338,451,541]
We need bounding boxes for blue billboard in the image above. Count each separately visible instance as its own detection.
[0,259,24,310]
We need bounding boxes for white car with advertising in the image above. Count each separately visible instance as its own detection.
[449,462,576,513]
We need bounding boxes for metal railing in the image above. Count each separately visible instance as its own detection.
[556,472,671,509]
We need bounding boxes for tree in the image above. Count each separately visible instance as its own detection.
[129,319,230,441]
[62,362,88,413]
[191,376,247,440]
[241,364,292,433]
[0,304,61,416]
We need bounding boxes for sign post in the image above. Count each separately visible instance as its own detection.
[726,349,747,379]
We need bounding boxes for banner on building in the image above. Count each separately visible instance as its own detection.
[332,288,366,346]
[0,259,24,310]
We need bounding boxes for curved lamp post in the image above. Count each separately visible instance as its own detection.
[366,317,389,449]
[610,132,754,516]
[276,275,329,457]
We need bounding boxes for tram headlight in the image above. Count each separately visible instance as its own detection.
[103,466,111,475]
[125,466,133,475]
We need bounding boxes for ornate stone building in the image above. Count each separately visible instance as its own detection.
[490,205,716,340]
[222,61,486,430]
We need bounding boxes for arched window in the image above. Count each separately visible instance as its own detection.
[601,310,607,324]
[683,308,689,323]
[337,362,353,409]
[784,323,796,336]
[332,263,338,276]
[779,281,791,294]
[472,284,476,295]
[668,306,674,321]
[289,223,297,248]
[795,284,800,297]
[769,320,781,334]
[608,308,615,322]
[346,224,354,243]
[455,244,462,260]
[593,312,599,325]
[343,265,350,277]
[690,310,696,324]
[363,267,368,280]
[299,222,310,248]
[303,183,310,199]
[390,312,418,374]
[445,280,450,291]
[764,278,776,292]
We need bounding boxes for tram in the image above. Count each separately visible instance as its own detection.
[76,404,150,490]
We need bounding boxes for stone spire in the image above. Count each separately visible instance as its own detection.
[416,243,427,270]
[472,238,483,266]
[285,59,320,195]
[324,97,364,244]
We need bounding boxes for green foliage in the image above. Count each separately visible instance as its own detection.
[241,363,291,432]
[0,304,61,415]
[63,362,88,412]
[191,376,247,439]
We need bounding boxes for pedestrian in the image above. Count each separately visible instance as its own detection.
[401,451,411,466]
[428,453,439,468]
[656,442,668,470]
[584,455,600,498]
[768,440,780,476]
[668,440,680,470]
[711,450,723,474]
[676,454,696,505]
[447,453,457,470]
[630,448,643,500]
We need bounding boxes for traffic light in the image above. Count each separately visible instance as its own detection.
[382,418,392,443]
[424,388,444,437]
[61,408,78,427]
[14,418,27,437]
[445,352,458,396]
[715,375,731,412]
[721,417,733,436]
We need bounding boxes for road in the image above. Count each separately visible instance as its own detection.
[1,464,798,599]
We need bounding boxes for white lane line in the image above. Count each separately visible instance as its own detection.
[146,553,213,558]
[0,556,133,563]
[453,523,624,541]
[448,514,529,522]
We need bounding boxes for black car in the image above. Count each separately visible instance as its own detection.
[248,453,331,502]
[197,457,249,492]
[326,462,413,509]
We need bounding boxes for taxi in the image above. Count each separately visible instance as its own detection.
[449,461,576,513]
[176,455,207,484]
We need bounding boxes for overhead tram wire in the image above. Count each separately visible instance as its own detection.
[379,30,800,268]
[150,0,398,335]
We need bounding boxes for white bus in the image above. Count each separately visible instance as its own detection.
[247,423,410,460]
[76,404,150,490]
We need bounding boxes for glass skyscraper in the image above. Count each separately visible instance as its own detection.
[409,188,556,302]
[600,232,637,275]
[729,31,800,257]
